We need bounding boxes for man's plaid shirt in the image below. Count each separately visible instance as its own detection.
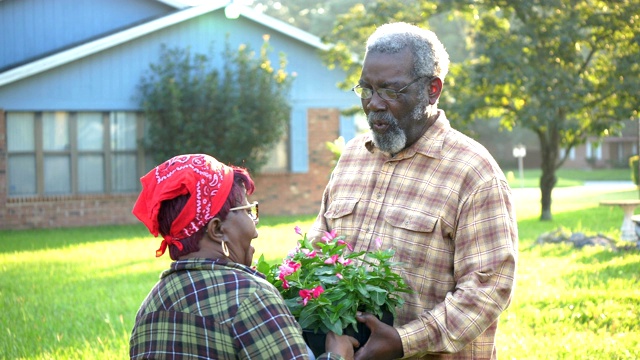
[310,111,518,359]
[130,258,343,359]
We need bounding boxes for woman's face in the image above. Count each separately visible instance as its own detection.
[221,197,259,266]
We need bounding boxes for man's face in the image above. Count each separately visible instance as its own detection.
[358,49,430,154]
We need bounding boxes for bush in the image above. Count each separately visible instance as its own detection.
[138,37,293,173]
[629,155,639,185]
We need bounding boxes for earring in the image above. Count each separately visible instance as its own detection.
[222,241,230,257]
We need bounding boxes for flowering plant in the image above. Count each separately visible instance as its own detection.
[256,227,412,336]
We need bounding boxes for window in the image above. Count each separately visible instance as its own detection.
[6,111,145,197]
[261,133,289,173]
[585,139,602,160]
[559,147,576,160]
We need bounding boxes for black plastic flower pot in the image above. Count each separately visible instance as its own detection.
[302,310,394,357]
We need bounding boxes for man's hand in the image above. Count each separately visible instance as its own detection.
[353,312,404,360]
[325,332,360,360]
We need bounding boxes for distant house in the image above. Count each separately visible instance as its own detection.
[469,119,639,172]
[0,0,360,230]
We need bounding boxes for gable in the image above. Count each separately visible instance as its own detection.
[0,2,356,112]
[0,0,360,176]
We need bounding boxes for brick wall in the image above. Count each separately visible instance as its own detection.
[253,108,339,217]
[0,110,6,227]
[0,108,339,230]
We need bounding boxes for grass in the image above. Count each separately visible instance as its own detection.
[1,170,639,359]
[503,167,633,188]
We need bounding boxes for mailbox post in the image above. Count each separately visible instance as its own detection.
[512,144,526,188]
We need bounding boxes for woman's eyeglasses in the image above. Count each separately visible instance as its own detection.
[230,201,259,222]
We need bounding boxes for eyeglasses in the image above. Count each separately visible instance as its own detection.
[352,76,432,101]
[230,201,259,222]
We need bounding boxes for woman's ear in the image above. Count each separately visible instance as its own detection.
[206,218,224,243]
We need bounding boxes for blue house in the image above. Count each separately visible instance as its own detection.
[0,0,361,229]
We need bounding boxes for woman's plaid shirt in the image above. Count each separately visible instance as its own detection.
[130,258,343,359]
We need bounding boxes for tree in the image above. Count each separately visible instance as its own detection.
[447,0,640,220]
[306,0,640,220]
[137,37,293,172]
[249,0,364,36]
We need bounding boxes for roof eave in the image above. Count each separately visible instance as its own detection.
[0,1,331,88]
[0,1,229,87]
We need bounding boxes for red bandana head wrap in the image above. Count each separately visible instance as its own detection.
[132,154,234,257]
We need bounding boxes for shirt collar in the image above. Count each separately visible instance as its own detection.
[161,258,266,280]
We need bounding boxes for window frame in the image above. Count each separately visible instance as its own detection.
[6,111,145,198]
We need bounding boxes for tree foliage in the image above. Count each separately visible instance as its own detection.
[137,37,293,172]
[448,0,640,220]
[249,0,364,37]
[261,0,640,220]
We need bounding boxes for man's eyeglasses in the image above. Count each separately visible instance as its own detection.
[230,201,259,222]
[352,76,432,101]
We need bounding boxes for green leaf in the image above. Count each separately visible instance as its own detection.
[322,315,343,335]
[356,282,370,298]
[255,254,273,274]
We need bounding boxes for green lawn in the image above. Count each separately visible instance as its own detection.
[503,167,633,188]
[1,171,639,359]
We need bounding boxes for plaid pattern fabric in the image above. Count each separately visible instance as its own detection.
[310,111,518,360]
[130,259,343,360]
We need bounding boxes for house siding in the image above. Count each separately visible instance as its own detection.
[253,108,338,217]
[0,10,355,111]
[0,0,172,71]
[0,107,339,230]
[0,1,360,230]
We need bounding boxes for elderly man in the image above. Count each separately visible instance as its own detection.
[310,22,518,360]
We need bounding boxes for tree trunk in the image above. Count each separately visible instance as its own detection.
[539,166,557,221]
[536,125,560,221]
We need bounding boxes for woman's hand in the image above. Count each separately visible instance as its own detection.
[325,331,359,360]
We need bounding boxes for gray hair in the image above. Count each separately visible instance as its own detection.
[365,22,450,81]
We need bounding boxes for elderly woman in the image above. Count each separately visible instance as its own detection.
[130,154,357,359]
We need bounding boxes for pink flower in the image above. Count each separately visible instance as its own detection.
[336,273,343,280]
[336,239,353,251]
[324,254,339,265]
[279,261,300,277]
[295,226,303,236]
[338,257,352,266]
[287,247,298,258]
[299,285,324,306]
[302,249,317,258]
[299,289,312,305]
[374,237,383,250]
[278,271,288,283]
[312,285,324,298]
[322,229,338,243]
[281,278,290,289]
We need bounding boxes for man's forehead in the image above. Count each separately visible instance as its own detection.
[361,51,413,85]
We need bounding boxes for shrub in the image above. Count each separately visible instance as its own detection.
[138,36,293,173]
[629,155,639,185]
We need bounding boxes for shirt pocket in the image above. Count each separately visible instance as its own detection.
[384,206,438,233]
[383,206,448,275]
[324,199,358,220]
